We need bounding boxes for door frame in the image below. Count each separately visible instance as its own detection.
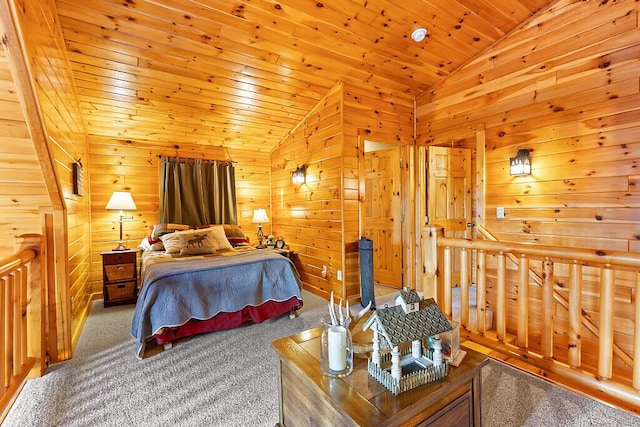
[358,134,415,293]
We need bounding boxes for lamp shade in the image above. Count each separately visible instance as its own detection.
[252,208,269,224]
[105,191,137,211]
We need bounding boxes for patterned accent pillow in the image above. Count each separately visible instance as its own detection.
[198,224,250,246]
[222,224,250,245]
[178,229,217,256]
[150,223,190,241]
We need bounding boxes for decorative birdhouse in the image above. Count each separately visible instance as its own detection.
[362,290,453,395]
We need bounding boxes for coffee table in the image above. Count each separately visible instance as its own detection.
[272,327,489,426]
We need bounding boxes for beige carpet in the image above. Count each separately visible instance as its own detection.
[3,289,638,426]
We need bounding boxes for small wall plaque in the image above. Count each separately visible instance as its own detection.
[73,161,84,196]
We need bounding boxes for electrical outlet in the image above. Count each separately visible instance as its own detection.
[337,270,342,281]
[496,207,505,219]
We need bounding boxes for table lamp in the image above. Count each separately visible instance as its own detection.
[252,208,270,249]
[105,191,137,251]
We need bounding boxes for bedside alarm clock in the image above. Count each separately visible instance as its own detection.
[275,237,286,249]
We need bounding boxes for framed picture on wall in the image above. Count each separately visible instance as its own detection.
[73,161,84,196]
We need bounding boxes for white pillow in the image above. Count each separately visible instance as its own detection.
[205,225,234,252]
[160,232,182,254]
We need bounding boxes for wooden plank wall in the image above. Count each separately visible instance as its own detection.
[271,80,414,303]
[11,0,90,357]
[87,136,270,296]
[0,49,49,258]
[342,80,415,297]
[270,83,344,301]
[416,0,639,377]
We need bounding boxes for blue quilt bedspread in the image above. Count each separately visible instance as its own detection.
[130,251,302,358]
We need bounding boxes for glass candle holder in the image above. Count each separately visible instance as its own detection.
[320,320,353,377]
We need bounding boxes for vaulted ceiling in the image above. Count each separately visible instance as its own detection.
[55,0,554,153]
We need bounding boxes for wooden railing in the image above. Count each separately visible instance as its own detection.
[0,235,46,420]
[422,225,640,415]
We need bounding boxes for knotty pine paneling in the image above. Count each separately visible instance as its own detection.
[271,83,344,301]
[87,136,270,294]
[417,0,639,388]
[271,80,414,303]
[0,49,48,257]
[12,0,90,359]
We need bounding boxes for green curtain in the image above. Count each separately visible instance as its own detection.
[159,156,237,226]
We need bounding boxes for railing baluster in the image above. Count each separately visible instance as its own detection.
[599,266,615,379]
[460,248,469,328]
[542,258,554,358]
[1,277,5,391]
[3,276,12,389]
[568,261,582,368]
[634,272,640,391]
[496,252,506,342]
[476,250,486,334]
[517,254,529,348]
[443,246,452,317]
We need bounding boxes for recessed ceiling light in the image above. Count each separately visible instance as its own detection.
[411,27,427,42]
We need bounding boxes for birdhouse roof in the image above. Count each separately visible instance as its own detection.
[397,288,422,305]
[363,298,452,349]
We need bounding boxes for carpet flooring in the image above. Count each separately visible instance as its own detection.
[3,290,639,426]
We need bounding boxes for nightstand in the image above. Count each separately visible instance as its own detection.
[267,248,293,259]
[101,249,138,307]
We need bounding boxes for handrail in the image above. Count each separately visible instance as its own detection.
[0,249,36,277]
[423,225,640,414]
[442,232,640,269]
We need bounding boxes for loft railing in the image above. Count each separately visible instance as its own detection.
[422,225,640,415]
[0,235,46,420]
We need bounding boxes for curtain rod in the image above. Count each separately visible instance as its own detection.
[157,155,237,165]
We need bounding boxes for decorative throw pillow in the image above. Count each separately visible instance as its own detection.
[178,229,217,256]
[160,232,183,254]
[150,223,190,240]
[204,225,234,252]
[222,224,250,245]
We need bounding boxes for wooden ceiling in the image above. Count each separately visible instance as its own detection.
[55,0,554,153]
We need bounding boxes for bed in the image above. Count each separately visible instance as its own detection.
[130,224,303,358]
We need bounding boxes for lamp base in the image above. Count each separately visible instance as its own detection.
[113,242,129,251]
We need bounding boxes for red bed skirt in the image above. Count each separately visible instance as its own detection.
[152,296,303,346]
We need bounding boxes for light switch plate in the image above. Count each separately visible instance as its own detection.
[496,207,505,219]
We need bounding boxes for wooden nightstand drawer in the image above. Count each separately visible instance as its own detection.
[103,251,136,265]
[105,281,136,301]
[105,263,135,281]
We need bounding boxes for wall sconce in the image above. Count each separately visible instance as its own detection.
[105,191,137,251]
[292,165,306,185]
[510,149,531,176]
[252,208,270,249]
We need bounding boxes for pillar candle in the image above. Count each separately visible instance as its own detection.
[328,326,347,371]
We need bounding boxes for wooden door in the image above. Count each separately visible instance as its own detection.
[363,148,403,288]
[427,147,472,286]
[427,146,471,236]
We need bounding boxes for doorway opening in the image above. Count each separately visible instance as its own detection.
[362,140,403,290]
